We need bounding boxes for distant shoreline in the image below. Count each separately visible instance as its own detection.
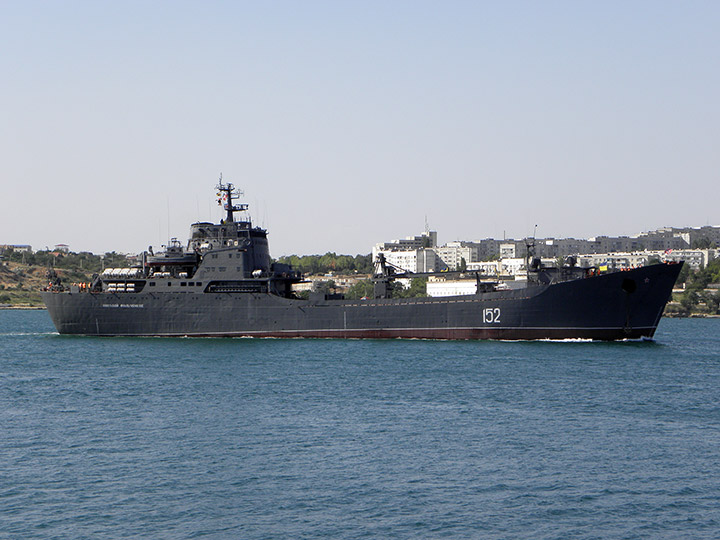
[665,312,720,319]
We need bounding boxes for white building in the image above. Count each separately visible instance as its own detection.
[372,230,439,273]
[578,249,717,271]
[0,244,32,253]
[373,230,437,254]
[499,243,516,259]
[434,241,479,270]
[372,248,438,274]
[426,279,478,297]
[660,248,717,269]
[577,252,651,270]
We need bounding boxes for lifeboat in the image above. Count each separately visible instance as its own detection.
[147,238,199,266]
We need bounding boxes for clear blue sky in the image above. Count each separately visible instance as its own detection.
[2,1,718,256]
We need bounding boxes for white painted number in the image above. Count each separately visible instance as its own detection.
[483,307,501,324]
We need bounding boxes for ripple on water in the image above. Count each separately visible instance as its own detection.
[1,312,720,539]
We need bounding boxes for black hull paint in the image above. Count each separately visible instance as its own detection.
[42,263,681,341]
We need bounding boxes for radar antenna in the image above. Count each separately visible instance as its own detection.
[215,173,249,223]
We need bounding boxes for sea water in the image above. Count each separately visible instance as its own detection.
[1,310,719,539]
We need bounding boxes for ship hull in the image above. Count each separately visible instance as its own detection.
[42,263,681,341]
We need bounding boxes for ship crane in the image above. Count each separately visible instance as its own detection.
[371,253,497,299]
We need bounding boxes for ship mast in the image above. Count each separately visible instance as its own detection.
[215,174,248,223]
[526,224,538,278]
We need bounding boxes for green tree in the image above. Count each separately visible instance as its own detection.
[345,279,374,299]
[319,253,336,272]
[313,280,337,294]
[692,237,713,249]
[679,290,699,313]
[276,253,373,275]
[676,262,691,285]
[354,254,372,274]
[394,277,427,298]
[701,290,720,314]
[707,259,720,284]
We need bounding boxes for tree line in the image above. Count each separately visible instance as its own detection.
[274,253,373,275]
[306,277,428,300]
[1,247,371,278]
[669,258,720,315]
[1,248,131,274]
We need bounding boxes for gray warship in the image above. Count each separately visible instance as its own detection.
[42,179,682,340]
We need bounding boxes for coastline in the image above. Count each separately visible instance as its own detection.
[665,312,720,319]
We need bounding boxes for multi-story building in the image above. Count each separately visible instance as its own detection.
[434,241,478,270]
[577,249,717,271]
[371,230,439,273]
[371,226,719,275]
[470,239,502,260]
[638,225,720,249]
[372,231,437,254]
[382,248,438,273]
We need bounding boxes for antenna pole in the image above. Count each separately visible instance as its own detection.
[526,224,538,278]
[215,174,249,224]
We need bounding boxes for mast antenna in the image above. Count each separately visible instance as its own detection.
[526,224,538,277]
[215,173,249,223]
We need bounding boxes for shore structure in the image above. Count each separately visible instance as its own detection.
[373,230,719,275]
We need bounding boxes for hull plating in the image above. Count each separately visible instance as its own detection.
[42,263,681,341]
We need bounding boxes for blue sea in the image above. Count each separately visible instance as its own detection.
[1,311,719,539]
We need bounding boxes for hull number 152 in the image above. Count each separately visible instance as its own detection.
[483,307,501,324]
